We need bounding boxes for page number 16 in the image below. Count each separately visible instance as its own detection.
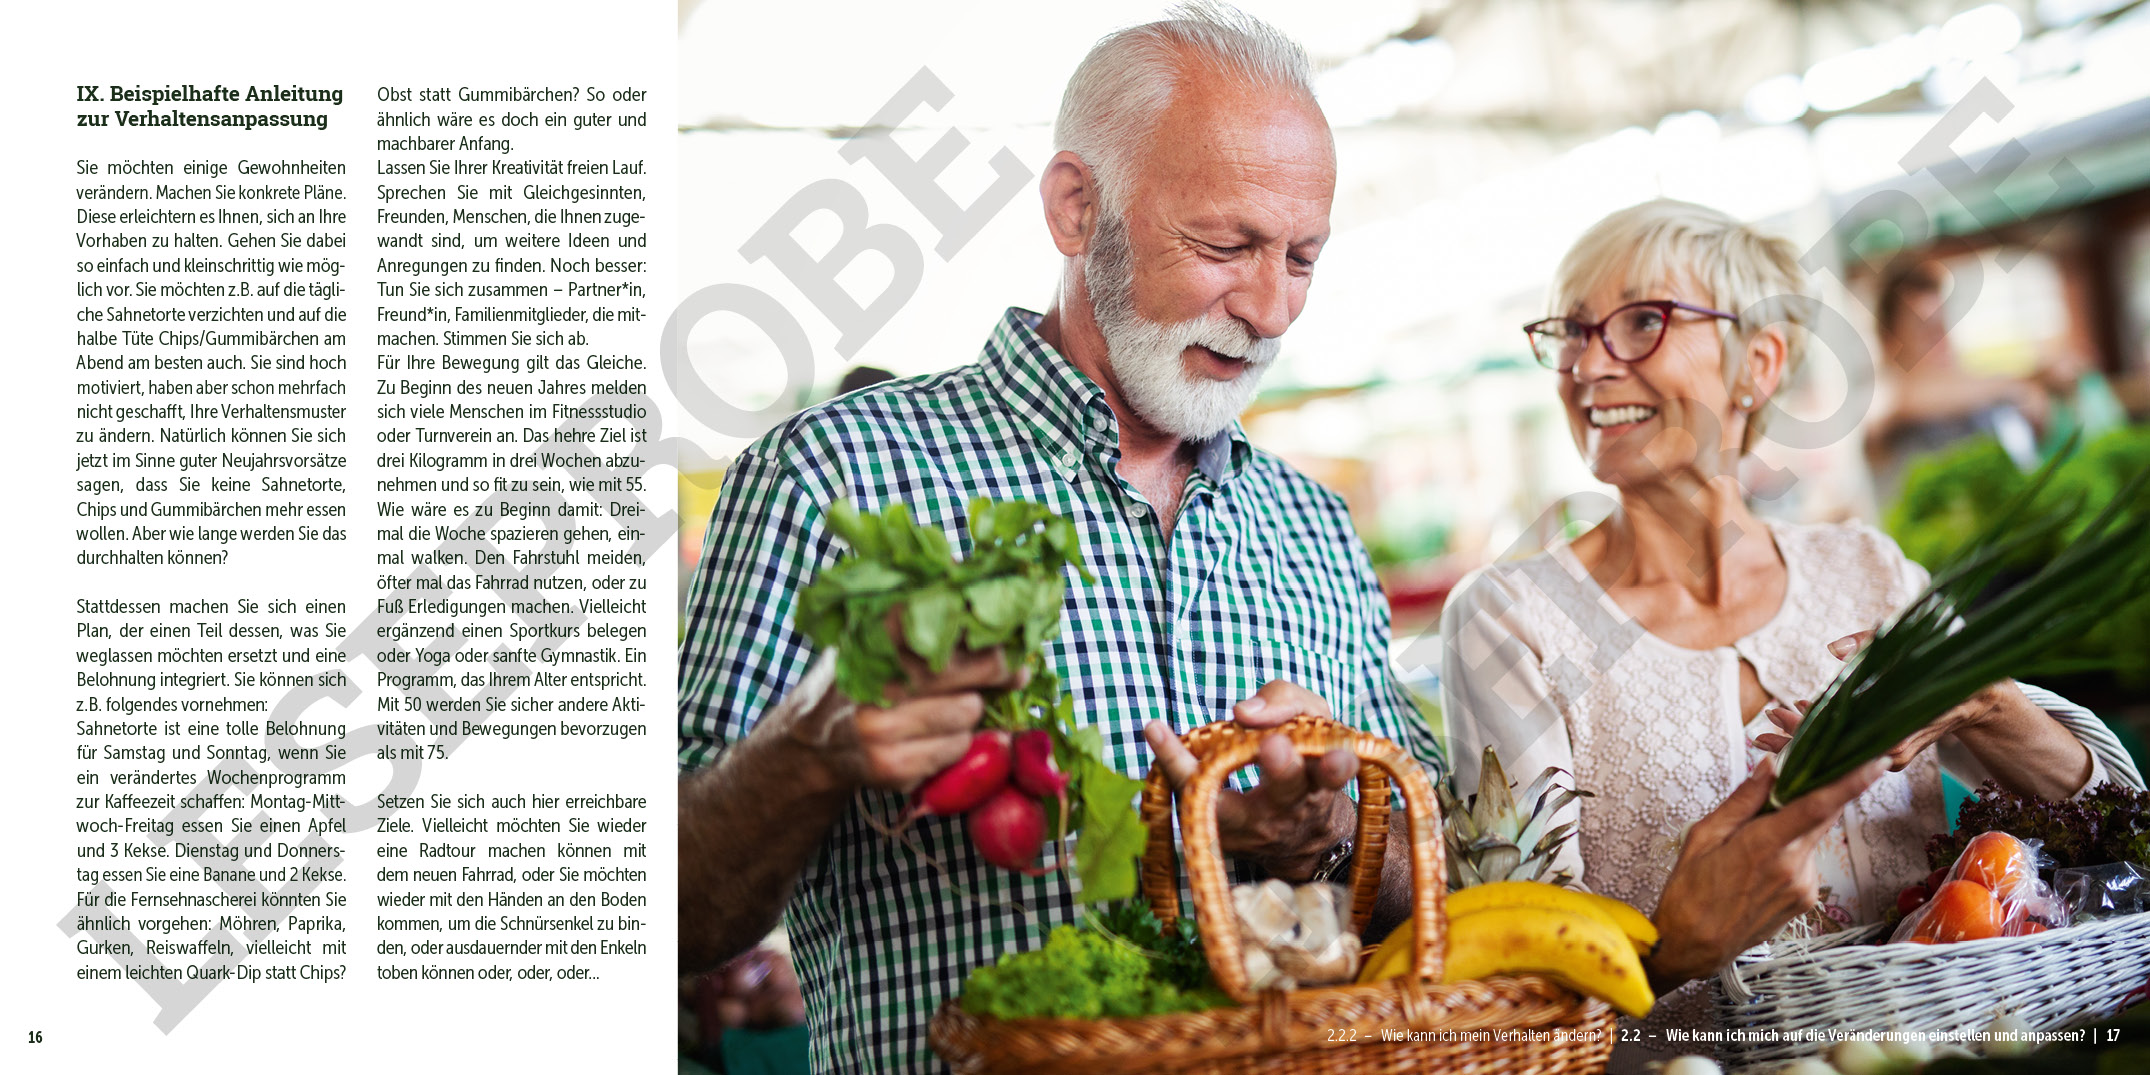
[28,1031,42,1043]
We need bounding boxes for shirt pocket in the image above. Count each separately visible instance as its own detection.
[1253,637,1362,722]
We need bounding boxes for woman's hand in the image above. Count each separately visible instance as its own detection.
[1808,632,2093,797]
[1748,631,2022,773]
[1645,756,1888,989]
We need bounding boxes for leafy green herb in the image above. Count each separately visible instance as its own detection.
[1771,438,2150,810]
[795,499,1147,902]
[1087,899,1213,991]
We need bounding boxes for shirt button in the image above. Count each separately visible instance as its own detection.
[1129,503,1149,519]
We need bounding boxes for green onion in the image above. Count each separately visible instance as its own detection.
[1769,437,2150,810]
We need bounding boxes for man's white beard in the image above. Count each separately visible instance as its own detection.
[1085,209,1280,442]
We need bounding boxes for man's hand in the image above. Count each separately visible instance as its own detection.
[1645,756,1888,988]
[789,624,1025,795]
[681,623,1026,972]
[1142,680,1358,881]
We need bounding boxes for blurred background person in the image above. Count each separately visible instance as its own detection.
[832,364,896,396]
[1865,259,2057,498]
[681,948,807,1075]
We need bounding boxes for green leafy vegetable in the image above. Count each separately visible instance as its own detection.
[1069,753,1146,903]
[958,915,1228,1020]
[1771,438,2150,810]
[798,498,1090,702]
[1928,780,2150,872]
[796,498,1147,902]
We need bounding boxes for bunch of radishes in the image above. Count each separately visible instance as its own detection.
[904,728,1072,874]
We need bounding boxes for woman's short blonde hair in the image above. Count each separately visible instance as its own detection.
[1548,198,1811,453]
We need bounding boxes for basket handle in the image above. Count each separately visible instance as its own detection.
[1137,717,1446,1004]
[1139,718,1392,935]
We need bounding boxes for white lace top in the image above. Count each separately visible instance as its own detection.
[1437,520,2134,1065]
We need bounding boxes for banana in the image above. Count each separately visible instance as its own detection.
[1441,905,1655,1017]
[1445,881,1658,955]
[1355,903,1655,1018]
[1355,918,1416,984]
[1573,891,1659,955]
[1355,886,1659,1017]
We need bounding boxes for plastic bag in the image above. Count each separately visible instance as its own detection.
[1230,880,1360,989]
[2054,861,2150,923]
[1891,831,2062,944]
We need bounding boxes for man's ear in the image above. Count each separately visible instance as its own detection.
[1040,150,1099,258]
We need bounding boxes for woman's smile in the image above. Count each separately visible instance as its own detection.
[1585,403,1660,432]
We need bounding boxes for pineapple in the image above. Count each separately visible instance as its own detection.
[1438,746,1589,890]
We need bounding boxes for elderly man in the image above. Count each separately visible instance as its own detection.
[679,6,1443,1070]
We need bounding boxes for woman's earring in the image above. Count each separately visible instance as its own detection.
[1739,394,1755,409]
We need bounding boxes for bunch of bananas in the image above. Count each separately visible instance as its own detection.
[1356,880,1658,1017]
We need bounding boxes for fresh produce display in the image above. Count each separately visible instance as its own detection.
[1901,880,2004,944]
[797,498,1090,709]
[1770,442,2150,810]
[1438,746,1588,888]
[795,499,1148,901]
[1356,878,1656,1018]
[1440,901,1653,1017]
[956,900,1228,1020]
[1951,831,2036,894]
[1889,425,2150,687]
[906,730,1013,822]
[965,785,1052,874]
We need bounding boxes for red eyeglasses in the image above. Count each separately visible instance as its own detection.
[1523,300,1738,372]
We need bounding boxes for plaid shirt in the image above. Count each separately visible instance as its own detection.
[680,308,1444,1073]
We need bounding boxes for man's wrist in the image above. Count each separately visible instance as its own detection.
[1307,834,1356,886]
[756,648,860,798]
[772,721,851,799]
[1252,798,1356,882]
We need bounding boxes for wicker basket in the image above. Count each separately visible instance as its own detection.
[1714,909,2150,1070]
[930,717,1617,1074]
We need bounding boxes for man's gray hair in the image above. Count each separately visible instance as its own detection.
[1053,2,1315,215]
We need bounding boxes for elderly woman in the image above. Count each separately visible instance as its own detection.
[1438,199,2141,1064]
